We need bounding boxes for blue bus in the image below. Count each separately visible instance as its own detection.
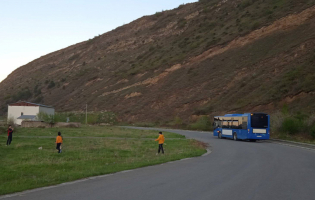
[213,113,270,141]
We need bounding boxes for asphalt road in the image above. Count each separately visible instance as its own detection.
[2,127,315,200]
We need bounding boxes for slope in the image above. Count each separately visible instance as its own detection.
[0,0,315,123]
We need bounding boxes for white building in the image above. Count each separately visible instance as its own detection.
[8,101,55,125]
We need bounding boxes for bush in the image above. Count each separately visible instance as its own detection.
[0,126,6,135]
[310,125,315,139]
[37,112,55,124]
[47,81,55,89]
[12,89,32,102]
[52,112,117,125]
[7,117,16,126]
[281,117,300,135]
[270,111,284,131]
[174,116,183,126]
[189,116,212,131]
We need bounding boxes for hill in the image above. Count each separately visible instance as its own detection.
[1,0,315,123]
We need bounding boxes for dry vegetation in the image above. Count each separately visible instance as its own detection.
[0,0,315,125]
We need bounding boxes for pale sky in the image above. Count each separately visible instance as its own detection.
[0,0,197,83]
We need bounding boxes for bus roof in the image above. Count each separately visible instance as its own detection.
[214,113,250,118]
[214,113,268,118]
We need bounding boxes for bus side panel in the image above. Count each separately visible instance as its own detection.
[222,129,233,139]
[238,129,248,140]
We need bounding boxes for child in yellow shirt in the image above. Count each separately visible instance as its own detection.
[155,132,165,154]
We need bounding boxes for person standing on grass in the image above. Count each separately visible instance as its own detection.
[6,125,14,146]
[155,132,165,154]
[56,132,63,153]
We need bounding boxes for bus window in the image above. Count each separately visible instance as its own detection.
[222,120,229,128]
[241,117,247,129]
[213,117,220,128]
[251,114,268,128]
[232,120,239,129]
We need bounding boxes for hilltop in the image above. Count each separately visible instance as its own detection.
[1,0,315,123]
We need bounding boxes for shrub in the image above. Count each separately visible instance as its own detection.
[306,114,315,127]
[270,111,284,131]
[0,126,6,134]
[34,85,42,96]
[37,112,55,124]
[12,89,32,101]
[34,96,44,103]
[238,0,252,9]
[189,116,212,131]
[281,117,300,135]
[47,81,55,89]
[7,117,16,126]
[251,22,260,30]
[52,112,117,125]
[174,116,183,126]
[178,18,187,29]
[310,125,315,139]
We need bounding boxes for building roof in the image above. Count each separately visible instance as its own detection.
[17,115,37,119]
[9,101,54,108]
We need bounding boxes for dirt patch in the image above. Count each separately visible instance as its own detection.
[185,11,199,20]
[125,92,142,99]
[136,72,147,78]
[282,91,315,103]
[192,140,208,149]
[85,78,103,86]
[100,64,182,97]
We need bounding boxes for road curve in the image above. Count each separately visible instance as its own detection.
[2,127,315,200]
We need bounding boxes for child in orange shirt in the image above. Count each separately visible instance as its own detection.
[155,132,165,154]
[56,132,63,153]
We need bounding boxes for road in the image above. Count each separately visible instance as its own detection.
[2,127,315,200]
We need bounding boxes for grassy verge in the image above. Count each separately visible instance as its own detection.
[0,126,206,195]
[271,132,315,145]
[124,116,213,132]
[11,126,184,138]
[270,111,315,144]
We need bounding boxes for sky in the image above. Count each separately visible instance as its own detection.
[0,0,197,83]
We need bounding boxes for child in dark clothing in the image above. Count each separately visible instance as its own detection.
[6,125,14,146]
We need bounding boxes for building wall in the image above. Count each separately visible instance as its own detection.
[21,121,52,128]
[8,106,40,125]
[39,107,55,115]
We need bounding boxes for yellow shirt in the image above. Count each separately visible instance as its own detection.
[155,135,165,144]
[56,136,63,144]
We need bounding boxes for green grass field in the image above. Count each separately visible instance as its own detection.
[0,126,206,195]
[12,126,184,138]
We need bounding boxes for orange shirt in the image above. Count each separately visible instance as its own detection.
[155,135,165,144]
[56,136,63,144]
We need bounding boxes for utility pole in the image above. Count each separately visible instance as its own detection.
[86,104,87,125]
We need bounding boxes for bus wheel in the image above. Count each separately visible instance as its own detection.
[218,132,222,139]
[250,139,256,142]
[233,133,238,141]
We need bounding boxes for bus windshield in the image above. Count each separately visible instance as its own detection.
[251,113,268,128]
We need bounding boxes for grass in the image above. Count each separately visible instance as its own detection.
[11,126,184,139]
[0,126,205,195]
[270,111,315,144]
[37,111,117,125]
[271,132,315,145]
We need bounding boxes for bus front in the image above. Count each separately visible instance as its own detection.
[248,113,270,140]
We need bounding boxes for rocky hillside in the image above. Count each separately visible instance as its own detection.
[1,0,315,123]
